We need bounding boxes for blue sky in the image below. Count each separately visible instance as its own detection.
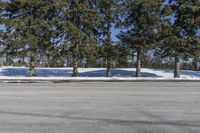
[111,27,121,42]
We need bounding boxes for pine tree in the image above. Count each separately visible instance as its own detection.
[1,1,19,66]
[2,0,55,76]
[58,0,101,77]
[118,0,162,77]
[0,29,3,67]
[98,0,118,77]
[0,1,4,67]
[182,1,200,70]
[160,0,200,77]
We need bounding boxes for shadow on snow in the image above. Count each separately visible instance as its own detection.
[79,70,159,77]
[1,68,72,77]
[1,68,160,77]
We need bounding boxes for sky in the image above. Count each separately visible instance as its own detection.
[111,27,121,42]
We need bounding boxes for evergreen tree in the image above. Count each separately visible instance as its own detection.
[115,44,129,67]
[182,1,200,70]
[0,29,3,67]
[160,0,200,77]
[0,1,4,67]
[58,0,101,77]
[118,0,162,77]
[2,0,55,76]
[98,0,118,77]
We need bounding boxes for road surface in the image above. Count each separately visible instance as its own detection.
[0,82,200,133]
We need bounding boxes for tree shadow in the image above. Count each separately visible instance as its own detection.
[79,69,160,77]
[152,68,200,78]
[1,68,72,77]
[1,67,28,76]
[36,68,72,77]
[3,67,199,78]
[180,70,200,77]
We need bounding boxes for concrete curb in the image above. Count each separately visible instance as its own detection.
[0,77,200,83]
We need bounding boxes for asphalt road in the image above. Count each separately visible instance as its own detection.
[0,82,200,133]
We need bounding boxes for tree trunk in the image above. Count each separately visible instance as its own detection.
[47,54,51,68]
[72,58,78,77]
[0,54,3,67]
[29,52,36,76]
[20,57,23,67]
[192,58,198,70]
[42,54,45,68]
[136,50,141,77]
[174,55,180,78]
[106,58,112,77]
[71,44,79,77]
[6,54,10,66]
[100,58,103,68]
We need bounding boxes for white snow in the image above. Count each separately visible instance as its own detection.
[0,66,200,80]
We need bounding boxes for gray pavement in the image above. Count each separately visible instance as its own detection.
[0,82,200,133]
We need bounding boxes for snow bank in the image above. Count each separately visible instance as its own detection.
[0,66,200,80]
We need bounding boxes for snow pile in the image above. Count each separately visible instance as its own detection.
[0,66,200,79]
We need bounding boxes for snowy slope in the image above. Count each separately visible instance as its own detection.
[0,66,200,79]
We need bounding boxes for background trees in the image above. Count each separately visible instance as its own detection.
[0,0,199,77]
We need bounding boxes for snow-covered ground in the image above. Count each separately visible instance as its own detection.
[0,66,200,79]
